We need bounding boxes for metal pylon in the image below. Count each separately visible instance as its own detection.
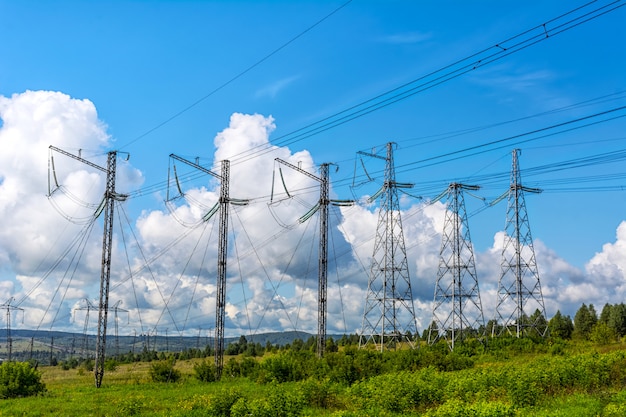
[274,159,354,358]
[74,298,97,358]
[111,300,128,356]
[49,146,127,388]
[1,297,24,361]
[428,183,485,349]
[359,142,418,351]
[94,151,125,387]
[169,155,248,380]
[493,149,547,337]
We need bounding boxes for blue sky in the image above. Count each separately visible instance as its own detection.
[0,1,625,339]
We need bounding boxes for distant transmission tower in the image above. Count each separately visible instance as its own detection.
[111,300,128,357]
[169,155,248,380]
[493,149,547,337]
[74,298,97,358]
[1,297,24,361]
[359,142,418,351]
[428,183,485,349]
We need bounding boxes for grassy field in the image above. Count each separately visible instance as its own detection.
[1,341,626,416]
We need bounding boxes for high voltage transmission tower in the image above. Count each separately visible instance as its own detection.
[428,183,485,350]
[359,142,418,351]
[1,297,24,361]
[274,159,353,358]
[48,146,128,388]
[493,149,548,338]
[74,298,97,358]
[111,300,128,356]
[169,154,248,380]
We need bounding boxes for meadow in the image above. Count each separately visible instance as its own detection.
[1,335,626,416]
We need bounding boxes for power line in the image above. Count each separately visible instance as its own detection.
[118,0,353,151]
[224,0,625,167]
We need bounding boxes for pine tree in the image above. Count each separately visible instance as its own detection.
[608,303,626,338]
[549,310,574,339]
[574,303,597,340]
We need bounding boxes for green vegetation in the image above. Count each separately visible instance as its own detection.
[2,303,626,415]
[0,361,46,399]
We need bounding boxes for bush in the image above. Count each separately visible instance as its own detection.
[426,399,515,417]
[149,358,181,382]
[207,388,243,416]
[193,359,217,382]
[104,358,118,371]
[231,383,304,417]
[0,361,46,399]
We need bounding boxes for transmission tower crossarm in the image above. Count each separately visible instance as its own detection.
[357,149,387,161]
[452,183,480,191]
[170,153,222,180]
[516,184,543,194]
[275,158,323,183]
[49,145,107,173]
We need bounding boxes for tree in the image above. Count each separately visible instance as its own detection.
[608,303,626,338]
[529,309,548,336]
[549,310,574,339]
[599,303,613,325]
[326,337,338,353]
[573,303,597,340]
[238,335,248,353]
[591,322,616,345]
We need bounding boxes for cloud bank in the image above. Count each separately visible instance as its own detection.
[1,90,625,340]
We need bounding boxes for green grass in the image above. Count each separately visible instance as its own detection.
[2,364,258,416]
[2,342,626,416]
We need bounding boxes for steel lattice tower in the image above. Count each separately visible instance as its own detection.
[428,183,485,349]
[1,297,23,362]
[169,155,248,379]
[493,149,547,337]
[49,146,127,388]
[74,298,97,358]
[94,151,123,388]
[359,142,418,351]
[274,158,353,357]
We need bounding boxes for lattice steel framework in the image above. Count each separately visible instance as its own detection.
[317,164,330,358]
[111,300,128,356]
[94,151,120,388]
[359,142,418,351]
[493,149,547,337]
[169,155,247,380]
[49,146,127,388]
[428,183,485,350]
[74,298,97,358]
[1,297,23,361]
[215,159,229,378]
[274,159,353,357]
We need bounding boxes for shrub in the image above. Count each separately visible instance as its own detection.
[149,358,181,382]
[104,358,118,371]
[193,359,217,382]
[426,399,515,417]
[0,361,46,399]
[206,388,242,416]
[231,383,304,417]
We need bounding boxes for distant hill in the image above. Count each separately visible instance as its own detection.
[1,329,346,361]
